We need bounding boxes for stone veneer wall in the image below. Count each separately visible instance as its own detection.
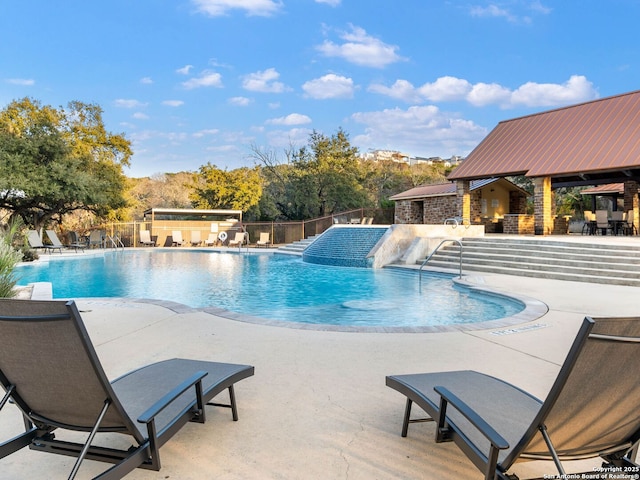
[394,200,423,224]
[423,196,457,224]
[503,214,534,234]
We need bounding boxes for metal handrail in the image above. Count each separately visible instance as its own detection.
[105,234,125,250]
[419,238,463,281]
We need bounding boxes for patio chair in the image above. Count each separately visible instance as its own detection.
[171,230,186,247]
[595,209,612,235]
[0,298,254,480]
[26,230,63,254]
[256,232,271,248]
[190,230,202,246]
[228,232,246,247]
[139,229,155,247]
[386,316,640,480]
[46,229,84,252]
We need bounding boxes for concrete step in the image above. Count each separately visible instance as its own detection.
[277,235,321,255]
[421,237,640,286]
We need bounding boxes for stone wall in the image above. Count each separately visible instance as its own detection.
[503,214,535,234]
[394,200,423,224]
[423,196,457,223]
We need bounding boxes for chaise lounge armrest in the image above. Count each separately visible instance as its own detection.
[434,385,509,451]
[138,371,208,425]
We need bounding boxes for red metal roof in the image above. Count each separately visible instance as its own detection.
[581,183,624,195]
[389,178,526,201]
[448,90,640,182]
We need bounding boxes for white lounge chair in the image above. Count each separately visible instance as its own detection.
[46,229,84,252]
[204,233,217,246]
[191,230,202,246]
[256,232,271,248]
[139,229,155,246]
[228,232,246,247]
[172,230,187,246]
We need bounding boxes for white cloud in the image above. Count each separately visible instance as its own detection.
[193,128,220,138]
[5,78,35,86]
[302,74,355,99]
[242,68,289,93]
[182,71,223,89]
[469,2,551,24]
[140,77,153,84]
[351,105,488,157]
[418,76,473,102]
[315,0,341,6]
[266,113,312,126]
[114,99,147,108]
[228,96,252,106]
[369,75,598,108]
[316,24,405,68]
[176,65,193,75]
[267,128,313,148]
[510,75,597,107]
[368,79,422,103]
[162,100,185,107]
[132,112,149,120]
[191,0,283,17]
[467,83,511,107]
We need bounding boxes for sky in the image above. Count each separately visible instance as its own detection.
[1,1,639,178]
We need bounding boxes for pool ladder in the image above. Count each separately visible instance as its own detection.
[419,238,463,283]
[104,234,125,250]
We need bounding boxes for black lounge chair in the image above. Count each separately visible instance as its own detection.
[0,299,254,479]
[386,316,640,480]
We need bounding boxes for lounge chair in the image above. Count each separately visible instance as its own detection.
[190,230,202,246]
[46,229,84,252]
[26,230,63,254]
[171,230,186,247]
[0,298,254,479]
[256,232,271,248]
[228,232,246,247]
[204,233,218,246]
[139,229,155,247]
[88,230,103,248]
[386,316,640,480]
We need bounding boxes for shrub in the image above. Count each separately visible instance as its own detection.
[0,220,25,298]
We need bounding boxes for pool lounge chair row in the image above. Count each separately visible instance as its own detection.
[26,230,87,253]
[160,230,271,248]
[2,298,639,479]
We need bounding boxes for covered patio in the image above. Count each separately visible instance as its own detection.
[448,90,640,235]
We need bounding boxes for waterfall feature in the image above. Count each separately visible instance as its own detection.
[302,226,389,267]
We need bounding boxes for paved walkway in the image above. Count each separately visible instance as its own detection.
[2,250,639,478]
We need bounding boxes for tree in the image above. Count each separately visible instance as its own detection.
[0,98,131,230]
[190,163,262,211]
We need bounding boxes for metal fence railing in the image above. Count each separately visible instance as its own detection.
[91,208,393,248]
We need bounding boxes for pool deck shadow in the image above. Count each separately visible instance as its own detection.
[2,270,640,478]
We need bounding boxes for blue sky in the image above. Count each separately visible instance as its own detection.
[1,1,639,178]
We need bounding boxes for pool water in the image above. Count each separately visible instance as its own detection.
[16,251,523,328]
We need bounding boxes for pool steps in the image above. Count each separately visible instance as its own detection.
[422,237,640,287]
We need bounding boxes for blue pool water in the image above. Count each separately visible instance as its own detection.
[16,251,523,328]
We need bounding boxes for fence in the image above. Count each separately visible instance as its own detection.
[91,208,393,248]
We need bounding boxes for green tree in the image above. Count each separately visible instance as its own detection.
[190,163,263,211]
[0,98,131,229]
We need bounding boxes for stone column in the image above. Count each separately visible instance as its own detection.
[533,176,553,235]
[456,180,471,225]
[624,181,639,231]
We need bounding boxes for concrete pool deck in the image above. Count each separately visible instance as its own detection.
[2,266,639,478]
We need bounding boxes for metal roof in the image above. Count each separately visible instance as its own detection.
[389,178,525,201]
[448,90,640,187]
[581,183,624,195]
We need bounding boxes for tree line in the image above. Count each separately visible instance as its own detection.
[0,97,452,232]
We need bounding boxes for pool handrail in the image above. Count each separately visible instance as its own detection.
[419,238,463,281]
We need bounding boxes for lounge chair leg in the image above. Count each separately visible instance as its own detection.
[539,424,565,476]
[207,385,239,421]
[402,398,412,437]
[68,400,111,480]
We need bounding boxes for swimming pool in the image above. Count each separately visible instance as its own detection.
[16,250,525,329]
